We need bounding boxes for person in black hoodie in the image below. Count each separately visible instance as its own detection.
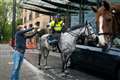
[10,25,38,80]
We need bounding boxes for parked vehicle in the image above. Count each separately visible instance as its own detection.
[70,45,120,80]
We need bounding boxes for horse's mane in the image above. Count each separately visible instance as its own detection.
[69,24,85,31]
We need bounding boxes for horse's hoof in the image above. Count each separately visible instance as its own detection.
[44,66,52,70]
[59,73,66,77]
[64,70,69,74]
[38,66,42,69]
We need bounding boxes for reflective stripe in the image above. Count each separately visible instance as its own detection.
[54,21,63,31]
[50,20,63,31]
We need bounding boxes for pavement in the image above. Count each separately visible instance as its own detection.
[0,44,104,80]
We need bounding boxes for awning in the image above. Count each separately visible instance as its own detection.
[23,2,78,14]
[42,0,97,8]
[41,0,79,10]
[69,0,86,3]
[19,3,56,16]
[69,0,97,6]
[19,0,93,16]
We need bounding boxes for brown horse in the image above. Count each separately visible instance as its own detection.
[92,1,120,47]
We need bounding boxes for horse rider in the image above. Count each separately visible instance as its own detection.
[48,15,64,45]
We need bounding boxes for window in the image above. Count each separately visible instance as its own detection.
[29,11,32,21]
[35,12,39,18]
[112,0,120,3]
[24,17,26,23]
[25,9,27,12]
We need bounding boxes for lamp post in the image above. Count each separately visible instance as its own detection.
[67,2,70,27]
[11,0,16,47]
[79,0,84,24]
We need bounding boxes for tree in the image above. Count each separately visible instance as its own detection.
[0,1,12,42]
[0,0,22,42]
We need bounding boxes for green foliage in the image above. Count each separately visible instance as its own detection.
[0,1,12,42]
[0,0,21,42]
[2,22,12,41]
[16,18,22,26]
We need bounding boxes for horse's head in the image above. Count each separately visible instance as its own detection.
[92,1,113,46]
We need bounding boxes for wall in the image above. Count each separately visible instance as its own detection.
[22,9,50,29]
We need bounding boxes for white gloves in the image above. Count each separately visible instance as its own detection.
[32,28,41,32]
[33,25,39,29]
[48,26,51,29]
[37,28,41,32]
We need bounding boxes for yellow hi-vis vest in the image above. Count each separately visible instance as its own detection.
[50,20,55,27]
[50,20,63,32]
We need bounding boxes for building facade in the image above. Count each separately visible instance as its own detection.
[22,9,50,29]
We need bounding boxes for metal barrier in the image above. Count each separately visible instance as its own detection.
[76,45,120,55]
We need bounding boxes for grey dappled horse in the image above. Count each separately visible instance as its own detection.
[38,23,97,72]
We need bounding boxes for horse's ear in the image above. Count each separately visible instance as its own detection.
[102,1,110,11]
[91,6,97,13]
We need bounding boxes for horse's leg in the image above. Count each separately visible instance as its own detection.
[38,50,42,66]
[60,53,71,77]
[44,49,49,67]
[38,47,44,69]
[60,52,65,72]
[43,48,46,66]
[60,53,64,72]
[64,54,71,72]
[62,54,69,73]
[56,44,66,72]
[38,39,42,69]
[42,48,50,69]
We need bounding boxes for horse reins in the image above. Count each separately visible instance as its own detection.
[68,23,89,37]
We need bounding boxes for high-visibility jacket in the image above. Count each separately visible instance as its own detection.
[50,20,63,32]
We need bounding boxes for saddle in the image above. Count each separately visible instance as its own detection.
[47,35,59,46]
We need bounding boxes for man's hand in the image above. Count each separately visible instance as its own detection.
[33,25,39,29]
[33,28,41,33]
[48,27,51,30]
[33,26,39,32]
[37,28,41,32]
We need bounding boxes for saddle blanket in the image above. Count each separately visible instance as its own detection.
[47,35,58,46]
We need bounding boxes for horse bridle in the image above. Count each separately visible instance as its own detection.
[84,23,96,37]
[68,23,95,38]
[68,30,83,38]
[97,8,120,36]
[96,9,119,49]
